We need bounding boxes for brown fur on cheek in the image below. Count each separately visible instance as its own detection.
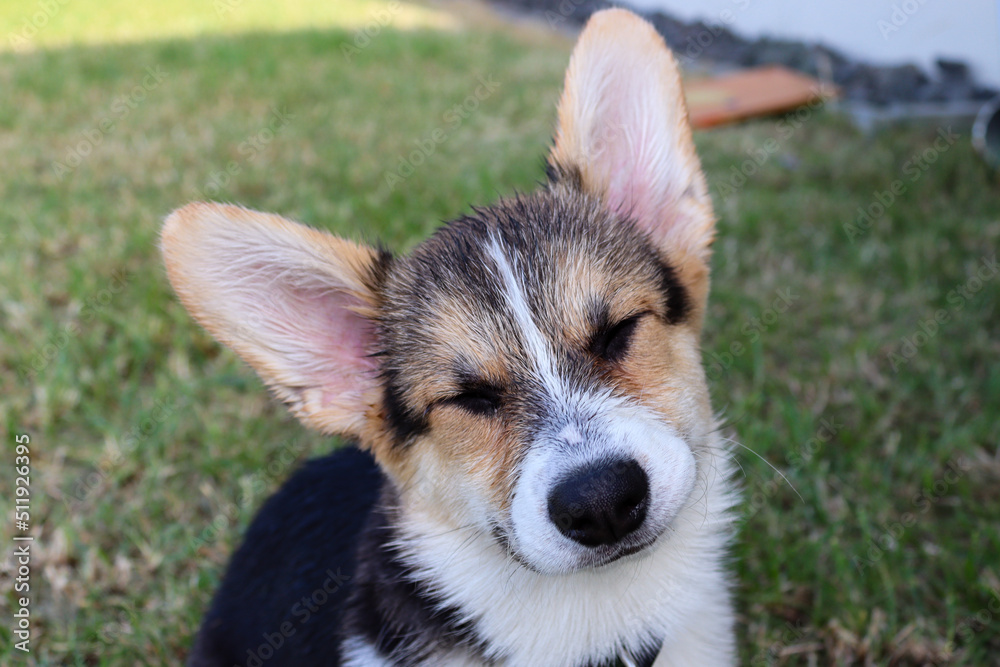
[374,409,526,521]
[440,412,524,514]
[615,318,714,443]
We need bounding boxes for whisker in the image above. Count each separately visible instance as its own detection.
[722,437,803,503]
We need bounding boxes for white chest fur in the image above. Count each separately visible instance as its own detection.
[379,446,738,667]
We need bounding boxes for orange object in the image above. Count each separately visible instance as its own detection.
[684,66,837,129]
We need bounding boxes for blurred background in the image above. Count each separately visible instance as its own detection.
[628,0,1000,89]
[0,1,998,664]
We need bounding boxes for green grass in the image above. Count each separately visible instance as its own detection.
[0,1,998,664]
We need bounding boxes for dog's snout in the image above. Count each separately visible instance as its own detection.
[547,458,649,547]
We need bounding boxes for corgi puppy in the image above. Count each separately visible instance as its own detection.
[162,9,738,667]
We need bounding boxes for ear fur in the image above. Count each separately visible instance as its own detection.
[161,202,387,437]
[549,8,715,261]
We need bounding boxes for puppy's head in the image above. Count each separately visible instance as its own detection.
[162,9,716,574]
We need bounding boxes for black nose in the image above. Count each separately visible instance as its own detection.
[547,458,649,547]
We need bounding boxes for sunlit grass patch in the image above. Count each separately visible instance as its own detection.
[0,0,459,52]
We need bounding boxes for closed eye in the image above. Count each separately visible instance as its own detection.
[443,385,503,416]
[591,313,645,362]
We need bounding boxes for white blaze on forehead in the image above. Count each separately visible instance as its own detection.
[485,237,564,398]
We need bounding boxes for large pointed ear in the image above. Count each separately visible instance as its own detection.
[549,8,714,261]
[161,202,388,437]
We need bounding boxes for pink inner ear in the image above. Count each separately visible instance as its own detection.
[554,11,713,254]
[163,202,388,434]
[316,291,379,404]
[246,276,379,415]
[581,71,690,244]
[605,143,659,234]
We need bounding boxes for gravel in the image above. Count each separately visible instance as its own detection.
[491,0,998,106]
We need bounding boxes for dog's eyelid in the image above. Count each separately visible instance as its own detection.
[434,379,505,416]
[621,309,651,324]
[442,385,503,416]
[592,311,648,362]
[610,311,647,337]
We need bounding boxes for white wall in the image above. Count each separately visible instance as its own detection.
[627,0,1000,88]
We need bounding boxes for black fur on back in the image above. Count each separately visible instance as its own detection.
[188,446,381,667]
[187,445,663,666]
